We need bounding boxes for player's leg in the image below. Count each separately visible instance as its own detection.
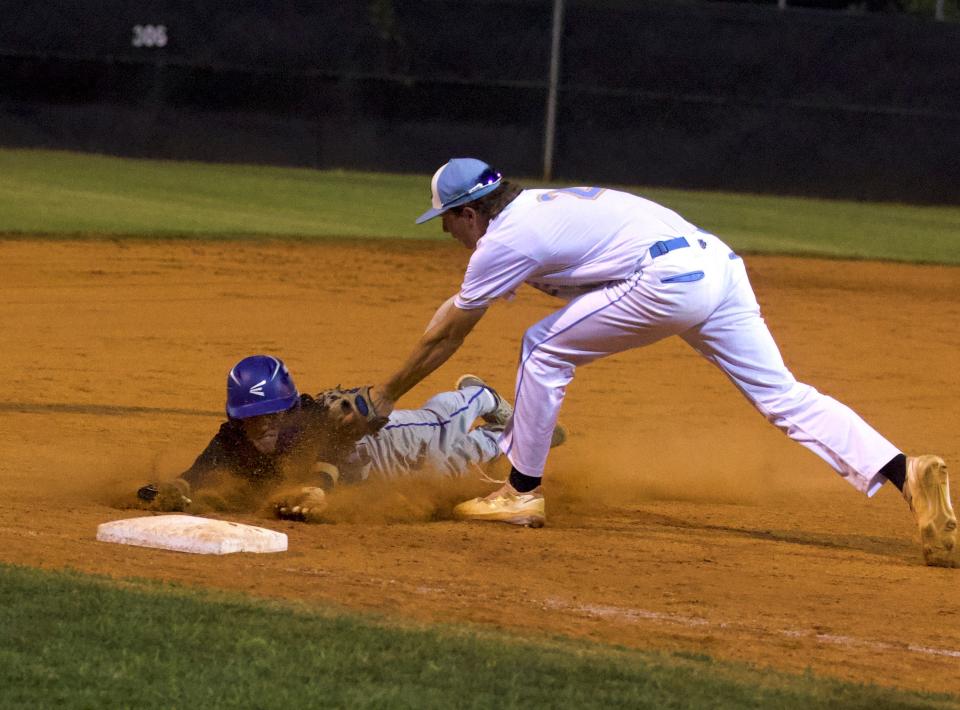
[681,255,956,565]
[419,388,498,439]
[679,255,900,496]
[456,244,733,525]
[465,427,502,466]
[379,391,502,477]
[500,263,724,478]
[423,389,505,472]
[454,374,513,427]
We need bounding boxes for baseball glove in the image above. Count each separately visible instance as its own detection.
[318,385,389,438]
[270,486,328,522]
[137,478,192,512]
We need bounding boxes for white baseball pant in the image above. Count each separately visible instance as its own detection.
[499,232,899,496]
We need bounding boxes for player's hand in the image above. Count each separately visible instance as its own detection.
[137,479,192,512]
[319,385,390,436]
[271,486,328,522]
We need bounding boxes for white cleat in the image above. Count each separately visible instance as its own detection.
[453,488,545,528]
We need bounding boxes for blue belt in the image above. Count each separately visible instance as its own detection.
[649,237,690,259]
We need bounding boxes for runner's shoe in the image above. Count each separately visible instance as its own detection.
[904,455,957,567]
[456,374,513,427]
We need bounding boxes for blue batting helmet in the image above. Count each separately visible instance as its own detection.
[226,355,300,419]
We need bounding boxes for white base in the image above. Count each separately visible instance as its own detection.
[96,514,288,555]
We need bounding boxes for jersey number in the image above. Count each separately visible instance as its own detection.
[537,187,605,202]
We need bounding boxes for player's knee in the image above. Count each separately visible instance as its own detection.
[520,326,543,355]
[522,343,575,376]
[521,324,567,359]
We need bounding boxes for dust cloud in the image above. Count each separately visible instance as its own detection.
[548,429,813,510]
[71,427,815,526]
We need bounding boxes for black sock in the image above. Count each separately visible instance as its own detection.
[509,466,542,493]
[878,453,907,492]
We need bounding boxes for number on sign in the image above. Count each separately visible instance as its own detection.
[132,25,168,48]
[537,187,605,202]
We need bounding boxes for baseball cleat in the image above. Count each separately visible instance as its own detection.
[903,455,957,567]
[456,373,513,427]
[453,488,545,527]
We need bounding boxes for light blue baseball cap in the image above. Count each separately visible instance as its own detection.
[415,158,503,224]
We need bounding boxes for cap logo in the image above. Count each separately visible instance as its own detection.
[249,379,267,397]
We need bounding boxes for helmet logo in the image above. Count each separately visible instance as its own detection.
[249,379,267,397]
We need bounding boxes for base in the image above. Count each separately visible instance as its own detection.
[96,514,288,555]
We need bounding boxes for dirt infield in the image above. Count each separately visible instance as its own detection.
[2,239,959,694]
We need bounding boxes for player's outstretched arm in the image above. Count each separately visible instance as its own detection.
[133,427,232,510]
[374,301,487,415]
[423,294,458,333]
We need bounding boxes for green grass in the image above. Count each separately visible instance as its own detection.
[0,564,954,709]
[0,149,427,240]
[636,188,960,264]
[1,148,959,264]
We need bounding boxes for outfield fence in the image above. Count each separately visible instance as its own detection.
[1,0,958,203]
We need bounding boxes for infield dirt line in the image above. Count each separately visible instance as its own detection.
[541,598,960,660]
[0,402,221,417]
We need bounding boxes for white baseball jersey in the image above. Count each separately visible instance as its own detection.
[455,188,704,307]
[456,187,899,496]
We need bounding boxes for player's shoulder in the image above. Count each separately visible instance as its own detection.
[522,186,634,201]
[510,187,646,217]
[202,420,248,461]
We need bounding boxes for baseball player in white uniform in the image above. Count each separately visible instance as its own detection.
[371,158,957,567]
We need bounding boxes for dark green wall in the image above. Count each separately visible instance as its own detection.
[2,0,957,202]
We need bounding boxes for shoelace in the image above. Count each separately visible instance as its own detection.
[475,465,506,486]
